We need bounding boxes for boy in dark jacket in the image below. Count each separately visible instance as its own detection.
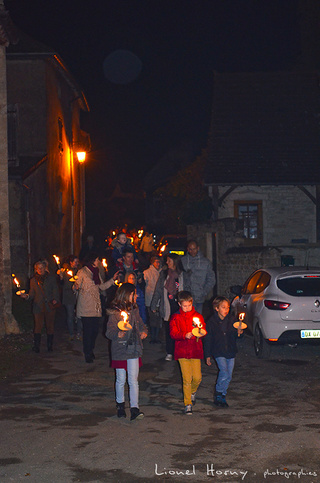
[203,296,243,408]
[170,291,205,415]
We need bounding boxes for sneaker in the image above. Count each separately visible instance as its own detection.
[221,395,229,408]
[116,402,126,418]
[165,354,173,361]
[130,407,144,421]
[185,404,192,415]
[191,392,196,406]
[214,392,224,407]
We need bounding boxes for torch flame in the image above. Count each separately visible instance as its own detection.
[120,311,128,323]
[160,244,166,253]
[102,258,108,269]
[53,255,60,265]
[12,276,20,288]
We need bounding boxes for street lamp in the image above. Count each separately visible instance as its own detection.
[76,151,86,163]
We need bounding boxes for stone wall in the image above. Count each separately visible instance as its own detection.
[0,46,19,335]
[188,217,320,300]
[218,185,316,245]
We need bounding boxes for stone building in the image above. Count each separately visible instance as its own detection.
[7,27,90,286]
[0,1,19,335]
[192,71,320,296]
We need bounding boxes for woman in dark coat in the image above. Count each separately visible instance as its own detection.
[22,260,60,353]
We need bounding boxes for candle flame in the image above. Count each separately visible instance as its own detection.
[160,244,166,252]
[115,280,122,287]
[102,258,108,269]
[13,276,20,288]
[239,313,245,321]
[53,255,60,265]
[67,270,73,276]
[120,311,128,323]
[193,316,202,329]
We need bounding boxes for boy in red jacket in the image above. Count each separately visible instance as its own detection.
[170,291,205,415]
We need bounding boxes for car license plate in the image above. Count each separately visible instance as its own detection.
[301,330,320,338]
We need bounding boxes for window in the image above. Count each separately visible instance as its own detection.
[7,104,18,167]
[243,270,271,295]
[277,276,320,297]
[235,201,262,244]
[244,271,262,294]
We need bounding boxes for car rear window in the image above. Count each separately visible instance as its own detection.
[277,277,320,296]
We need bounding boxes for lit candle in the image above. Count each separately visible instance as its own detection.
[102,258,108,270]
[12,274,25,295]
[53,255,60,268]
[12,274,20,289]
[239,312,245,330]
[118,311,132,330]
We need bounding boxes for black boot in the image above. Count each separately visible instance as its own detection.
[32,333,41,353]
[130,407,144,421]
[214,391,224,407]
[47,334,54,352]
[116,402,126,418]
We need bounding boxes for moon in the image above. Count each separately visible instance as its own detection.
[103,50,142,84]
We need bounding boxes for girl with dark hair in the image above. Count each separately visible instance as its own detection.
[106,283,148,421]
[74,253,117,363]
[124,271,147,324]
[150,253,190,361]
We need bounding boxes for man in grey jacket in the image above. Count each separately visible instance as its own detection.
[181,240,216,314]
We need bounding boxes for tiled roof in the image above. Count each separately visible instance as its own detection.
[205,71,320,185]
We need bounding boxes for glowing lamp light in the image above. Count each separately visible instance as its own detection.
[76,151,86,163]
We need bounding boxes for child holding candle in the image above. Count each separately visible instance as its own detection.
[169,291,205,415]
[106,283,148,421]
[203,296,243,408]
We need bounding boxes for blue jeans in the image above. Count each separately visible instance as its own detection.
[215,357,235,395]
[115,358,140,408]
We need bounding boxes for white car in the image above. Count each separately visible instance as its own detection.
[231,267,320,358]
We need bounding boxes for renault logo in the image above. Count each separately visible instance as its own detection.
[315,300,320,307]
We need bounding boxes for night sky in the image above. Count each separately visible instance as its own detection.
[4,0,302,229]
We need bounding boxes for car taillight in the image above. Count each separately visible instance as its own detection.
[264,300,290,310]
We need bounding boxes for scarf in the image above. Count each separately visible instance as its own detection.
[87,264,100,285]
[164,268,178,296]
[34,272,47,286]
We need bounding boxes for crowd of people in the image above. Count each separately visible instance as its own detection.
[21,232,244,420]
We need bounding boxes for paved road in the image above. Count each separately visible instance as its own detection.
[1,318,320,482]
